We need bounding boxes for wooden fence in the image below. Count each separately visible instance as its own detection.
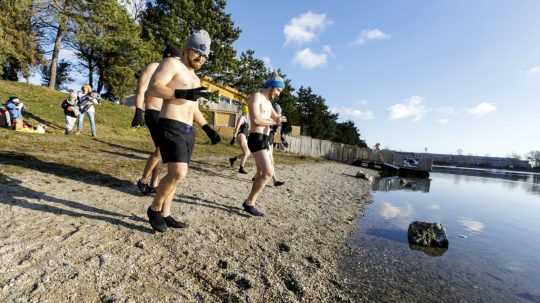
[282,135,373,163]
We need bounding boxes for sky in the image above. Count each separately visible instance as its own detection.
[21,0,540,157]
[225,0,540,157]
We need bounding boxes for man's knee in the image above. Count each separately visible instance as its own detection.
[168,166,187,182]
[261,169,273,180]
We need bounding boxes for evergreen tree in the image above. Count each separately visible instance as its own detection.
[74,0,155,98]
[296,87,338,140]
[140,0,241,83]
[0,0,43,80]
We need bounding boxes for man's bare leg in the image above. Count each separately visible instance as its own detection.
[244,150,273,216]
[138,148,161,194]
[148,162,188,231]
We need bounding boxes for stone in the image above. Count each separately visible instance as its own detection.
[407,221,449,248]
[278,242,290,253]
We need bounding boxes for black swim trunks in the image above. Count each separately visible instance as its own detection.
[157,118,195,163]
[248,133,269,153]
[144,109,161,147]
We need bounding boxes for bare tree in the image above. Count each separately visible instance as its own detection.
[33,0,81,90]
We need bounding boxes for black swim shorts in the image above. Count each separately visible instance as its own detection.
[248,133,269,153]
[144,109,161,147]
[157,118,195,163]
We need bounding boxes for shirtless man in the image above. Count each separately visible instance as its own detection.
[242,72,286,217]
[145,30,221,232]
[131,47,183,195]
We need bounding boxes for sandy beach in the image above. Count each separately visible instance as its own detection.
[0,156,371,303]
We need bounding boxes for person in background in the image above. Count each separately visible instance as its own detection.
[267,102,285,186]
[229,104,251,174]
[373,143,385,162]
[5,96,25,130]
[61,90,80,134]
[77,84,99,137]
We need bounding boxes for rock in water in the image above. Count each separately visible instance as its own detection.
[407,221,449,248]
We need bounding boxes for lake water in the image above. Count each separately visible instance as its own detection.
[341,170,540,303]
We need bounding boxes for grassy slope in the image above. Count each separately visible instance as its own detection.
[0,80,319,178]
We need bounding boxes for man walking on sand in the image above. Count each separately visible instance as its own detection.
[145,30,221,232]
[241,72,287,217]
[132,47,183,195]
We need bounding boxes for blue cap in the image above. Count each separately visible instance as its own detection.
[264,71,285,89]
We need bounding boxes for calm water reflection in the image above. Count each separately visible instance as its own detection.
[341,171,540,302]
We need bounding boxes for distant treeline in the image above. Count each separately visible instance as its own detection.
[0,0,366,146]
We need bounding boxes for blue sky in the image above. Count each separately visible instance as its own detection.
[226,0,540,157]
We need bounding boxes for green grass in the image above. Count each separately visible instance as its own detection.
[0,80,320,178]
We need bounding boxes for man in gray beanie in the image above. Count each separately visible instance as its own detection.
[144,29,221,232]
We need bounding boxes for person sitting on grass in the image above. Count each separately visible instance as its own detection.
[5,96,25,130]
[61,90,80,135]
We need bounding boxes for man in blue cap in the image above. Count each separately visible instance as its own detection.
[144,29,221,232]
[241,71,287,217]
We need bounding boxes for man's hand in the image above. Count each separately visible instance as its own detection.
[202,124,221,144]
[131,108,145,127]
[174,87,212,101]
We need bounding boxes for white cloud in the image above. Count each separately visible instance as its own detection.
[379,202,413,220]
[331,106,375,120]
[459,218,485,233]
[437,118,449,124]
[293,48,331,69]
[467,102,497,117]
[284,11,331,45]
[388,96,427,121]
[353,28,390,45]
[528,66,540,75]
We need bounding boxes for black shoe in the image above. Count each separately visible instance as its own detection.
[137,179,150,195]
[242,202,265,217]
[274,181,285,187]
[229,157,237,167]
[238,166,248,174]
[148,186,157,194]
[147,207,167,232]
[163,216,189,228]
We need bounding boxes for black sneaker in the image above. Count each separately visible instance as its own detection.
[274,181,285,187]
[148,186,157,194]
[147,207,167,232]
[137,179,150,195]
[238,166,248,174]
[229,157,237,167]
[242,202,265,217]
[163,216,189,228]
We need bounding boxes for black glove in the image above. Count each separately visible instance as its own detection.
[230,137,236,145]
[131,108,145,127]
[174,87,211,101]
[202,124,221,144]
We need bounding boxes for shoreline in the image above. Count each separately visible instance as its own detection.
[0,159,371,302]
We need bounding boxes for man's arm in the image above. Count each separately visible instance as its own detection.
[193,103,221,144]
[135,63,159,109]
[146,58,178,100]
[193,102,209,127]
